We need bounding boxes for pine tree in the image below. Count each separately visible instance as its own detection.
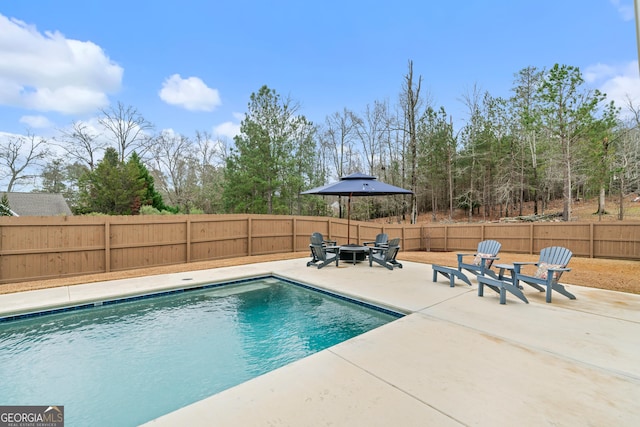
[77,148,147,215]
[536,64,606,221]
[128,152,167,211]
[0,194,13,216]
[224,85,317,214]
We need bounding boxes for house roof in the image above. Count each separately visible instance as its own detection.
[1,192,72,216]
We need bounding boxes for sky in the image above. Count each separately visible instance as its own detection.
[0,0,639,150]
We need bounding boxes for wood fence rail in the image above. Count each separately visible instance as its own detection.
[1,215,639,284]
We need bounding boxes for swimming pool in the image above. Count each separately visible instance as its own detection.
[0,276,401,426]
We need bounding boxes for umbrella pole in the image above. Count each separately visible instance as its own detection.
[347,194,352,244]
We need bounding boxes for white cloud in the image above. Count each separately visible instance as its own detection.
[0,14,123,114]
[19,115,54,128]
[584,61,640,113]
[157,128,179,138]
[159,74,221,111]
[214,121,240,139]
[213,112,244,139]
[609,0,635,21]
[583,63,616,83]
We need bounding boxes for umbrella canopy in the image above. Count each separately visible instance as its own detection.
[301,172,414,197]
[301,173,413,243]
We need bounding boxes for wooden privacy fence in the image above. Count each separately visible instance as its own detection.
[1,214,639,284]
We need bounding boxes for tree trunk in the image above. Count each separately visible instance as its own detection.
[403,60,421,225]
[618,174,625,220]
[598,186,606,220]
[562,140,572,221]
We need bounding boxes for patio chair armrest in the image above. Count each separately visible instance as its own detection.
[378,245,399,254]
[457,253,498,263]
[512,262,536,274]
[456,253,473,262]
[547,266,571,273]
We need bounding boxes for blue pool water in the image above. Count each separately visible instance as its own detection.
[0,276,400,426]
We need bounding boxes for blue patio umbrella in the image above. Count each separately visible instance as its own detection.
[301,172,413,243]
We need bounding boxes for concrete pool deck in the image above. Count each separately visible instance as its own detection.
[1,258,639,426]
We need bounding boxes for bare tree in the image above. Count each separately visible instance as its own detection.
[626,95,640,126]
[511,66,544,215]
[149,131,194,209]
[613,96,640,219]
[355,100,388,175]
[197,130,228,166]
[460,83,484,222]
[320,109,361,218]
[322,108,360,180]
[99,101,154,162]
[0,132,50,192]
[193,130,228,213]
[625,98,640,194]
[56,121,107,170]
[385,105,408,186]
[401,60,423,224]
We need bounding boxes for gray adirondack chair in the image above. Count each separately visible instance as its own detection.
[513,246,575,303]
[310,232,337,247]
[307,233,339,269]
[457,240,502,278]
[307,232,338,268]
[363,233,388,249]
[369,238,402,270]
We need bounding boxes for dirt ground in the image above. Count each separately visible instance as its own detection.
[2,197,639,296]
[411,195,640,223]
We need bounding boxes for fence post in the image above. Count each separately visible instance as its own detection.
[444,225,448,251]
[186,217,191,263]
[590,223,594,258]
[292,217,296,253]
[247,216,252,256]
[105,220,110,273]
[529,223,534,254]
